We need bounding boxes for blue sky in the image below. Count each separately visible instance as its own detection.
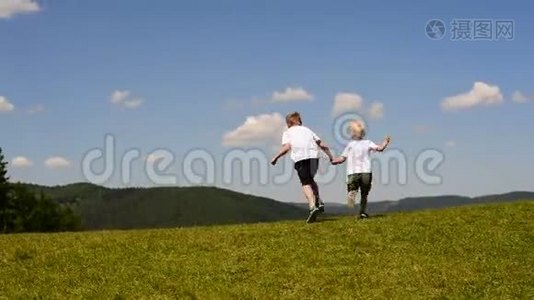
[1,0,533,203]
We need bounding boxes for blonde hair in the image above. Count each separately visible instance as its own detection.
[285,112,302,128]
[349,120,366,139]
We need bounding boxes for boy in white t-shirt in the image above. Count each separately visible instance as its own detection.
[271,112,334,223]
[332,120,391,219]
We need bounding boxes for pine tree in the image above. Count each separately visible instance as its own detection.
[0,148,81,233]
[0,147,11,232]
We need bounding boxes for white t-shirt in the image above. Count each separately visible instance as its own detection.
[341,139,378,175]
[281,126,321,162]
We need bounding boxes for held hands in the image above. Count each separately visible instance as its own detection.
[272,156,340,166]
[330,157,343,165]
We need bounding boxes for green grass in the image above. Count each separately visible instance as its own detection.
[1,201,533,299]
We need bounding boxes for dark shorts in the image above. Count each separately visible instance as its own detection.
[347,173,372,194]
[294,158,319,186]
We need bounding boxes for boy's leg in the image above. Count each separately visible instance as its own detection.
[302,185,320,223]
[295,159,320,223]
[347,190,357,208]
[311,182,320,204]
[308,159,321,202]
[311,181,325,212]
[346,174,359,208]
[302,184,316,209]
[308,159,324,211]
[359,173,373,215]
[311,182,320,201]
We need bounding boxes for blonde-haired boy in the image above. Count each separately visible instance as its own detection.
[332,120,391,219]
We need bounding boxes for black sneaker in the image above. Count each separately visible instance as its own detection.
[359,213,369,219]
[306,207,320,223]
[314,199,324,213]
[318,202,325,213]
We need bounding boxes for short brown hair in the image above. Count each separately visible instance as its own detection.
[285,112,302,127]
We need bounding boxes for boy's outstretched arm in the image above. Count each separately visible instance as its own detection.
[375,136,391,152]
[316,140,334,162]
[271,143,291,165]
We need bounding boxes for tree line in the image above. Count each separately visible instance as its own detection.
[0,148,80,233]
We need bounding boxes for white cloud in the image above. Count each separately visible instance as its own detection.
[271,87,313,102]
[441,82,503,111]
[11,156,32,167]
[44,156,71,168]
[27,104,45,114]
[0,0,40,19]
[111,90,130,104]
[228,87,313,108]
[445,140,456,148]
[222,113,286,147]
[331,93,387,120]
[368,102,384,120]
[332,93,364,117]
[0,96,15,112]
[512,91,531,103]
[110,90,144,109]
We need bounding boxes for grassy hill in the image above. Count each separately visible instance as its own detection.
[17,183,306,230]
[0,201,532,299]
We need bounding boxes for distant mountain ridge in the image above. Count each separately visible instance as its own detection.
[16,183,307,230]
[16,182,534,230]
[291,191,534,215]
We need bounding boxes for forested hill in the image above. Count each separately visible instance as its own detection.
[16,183,306,230]
[17,182,534,230]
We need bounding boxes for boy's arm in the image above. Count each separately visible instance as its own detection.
[375,136,391,152]
[316,140,334,162]
[309,129,334,162]
[271,143,291,165]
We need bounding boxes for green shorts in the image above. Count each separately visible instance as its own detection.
[347,173,372,194]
